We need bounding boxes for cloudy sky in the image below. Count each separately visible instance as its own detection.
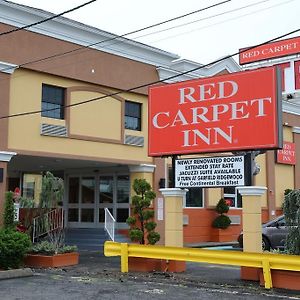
[11,0,300,64]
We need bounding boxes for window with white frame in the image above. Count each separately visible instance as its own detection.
[168,167,203,208]
[223,187,242,208]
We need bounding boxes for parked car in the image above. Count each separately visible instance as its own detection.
[237,215,288,251]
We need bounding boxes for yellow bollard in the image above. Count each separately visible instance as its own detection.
[120,243,129,273]
[262,259,272,289]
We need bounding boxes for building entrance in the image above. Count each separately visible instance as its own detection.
[66,173,130,228]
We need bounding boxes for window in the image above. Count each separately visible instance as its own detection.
[22,174,42,206]
[185,187,204,208]
[125,101,141,130]
[41,84,65,119]
[224,187,242,208]
[168,167,203,208]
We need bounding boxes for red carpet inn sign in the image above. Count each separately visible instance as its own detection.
[148,67,282,157]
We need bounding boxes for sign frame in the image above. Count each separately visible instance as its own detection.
[148,67,283,157]
[239,36,300,65]
[276,141,296,165]
[174,155,252,188]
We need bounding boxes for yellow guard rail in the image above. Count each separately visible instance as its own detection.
[104,241,300,289]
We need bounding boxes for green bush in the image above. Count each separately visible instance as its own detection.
[283,189,300,255]
[3,191,15,229]
[215,198,229,214]
[31,241,77,256]
[212,198,231,229]
[126,178,160,245]
[0,229,32,269]
[212,215,231,229]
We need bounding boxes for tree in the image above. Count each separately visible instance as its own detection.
[3,191,15,228]
[126,179,160,245]
[40,171,64,209]
[283,189,300,254]
[212,198,231,229]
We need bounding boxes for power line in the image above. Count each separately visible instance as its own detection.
[23,0,294,82]
[0,0,98,36]
[0,0,231,73]
[131,0,273,41]
[147,0,296,46]
[1,27,299,120]
[87,0,277,61]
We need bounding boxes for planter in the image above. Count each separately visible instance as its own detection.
[259,269,300,291]
[240,266,260,281]
[128,257,186,273]
[128,257,164,272]
[210,228,234,242]
[24,252,79,268]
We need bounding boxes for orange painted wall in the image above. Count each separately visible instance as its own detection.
[182,208,278,244]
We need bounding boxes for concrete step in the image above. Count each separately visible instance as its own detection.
[64,228,129,251]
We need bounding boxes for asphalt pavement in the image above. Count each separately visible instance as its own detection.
[1,249,300,299]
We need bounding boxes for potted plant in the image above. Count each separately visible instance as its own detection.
[125,178,161,272]
[24,228,79,268]
[211,198,232,242]
[24,172,79,268]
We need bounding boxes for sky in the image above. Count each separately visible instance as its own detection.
[10,0,300,64]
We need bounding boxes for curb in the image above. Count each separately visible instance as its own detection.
[0,268,33,280]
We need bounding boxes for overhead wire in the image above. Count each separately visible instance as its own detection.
[147,0,296,46]
[130,0,274,41]
[83,0,280,62]
[0,0,231,73]
[1,27,300,120]
[0,0,98,36]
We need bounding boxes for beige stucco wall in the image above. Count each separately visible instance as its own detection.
[69,91,122,140]
[8,69,151,163]
[207,188,222,207]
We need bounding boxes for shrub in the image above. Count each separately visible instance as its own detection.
[31,241,77,256]
[126,178,160,245]
[215,198,230,214]
[212,198,231,229]
[0,229,32,269]
[3,191,15,229]
[212,215,231,229]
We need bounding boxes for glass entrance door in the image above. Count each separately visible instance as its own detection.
[67,173,130,228]
[67,176,96,228]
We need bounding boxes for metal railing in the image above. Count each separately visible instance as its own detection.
[32,208,64,243]
[104,241,300,289]
[104,208,115,241]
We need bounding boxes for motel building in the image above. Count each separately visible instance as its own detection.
[0,1,299,248]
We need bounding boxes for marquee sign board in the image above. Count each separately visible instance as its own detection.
[148,67,282,157]
[276,141,296,165]
[239,36,300,65]
[175,155,250,188]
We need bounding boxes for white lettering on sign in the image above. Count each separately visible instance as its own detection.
[152,95,272,147]
[175,156,245,188]
[277,141,296,165]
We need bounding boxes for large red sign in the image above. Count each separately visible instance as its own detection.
[276,141,296,165]
[148,67,282,157]
[239,36,300,65]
